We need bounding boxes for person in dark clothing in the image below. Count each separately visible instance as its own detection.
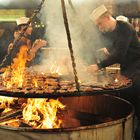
[87,4,140,139]
[0,28,14,64]
[1,17,47,68]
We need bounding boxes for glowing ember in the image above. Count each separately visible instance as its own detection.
[22,98,65,128]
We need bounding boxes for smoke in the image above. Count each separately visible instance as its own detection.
[0,0,137,82]
[34,0,138,82]
[0,0,12,6]
[33,0,105,82]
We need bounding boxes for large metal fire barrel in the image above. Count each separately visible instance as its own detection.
[0,94,134,140]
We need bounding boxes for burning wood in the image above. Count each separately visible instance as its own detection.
[0,109,22,123]
[0,98,65,129]
[0,98,115,129]
[0,97,18,109]
[22,98,65,129]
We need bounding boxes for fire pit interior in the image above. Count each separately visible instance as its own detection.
[0,95,134,140]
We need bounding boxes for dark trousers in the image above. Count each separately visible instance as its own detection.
[119,86,139,116]
[121,61,140,117]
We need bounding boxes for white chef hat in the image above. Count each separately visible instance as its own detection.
[16,17,29,26]
[90,4,108,22]
[116,15,128,22]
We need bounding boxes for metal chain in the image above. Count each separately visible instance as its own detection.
[61,0,80,91]
[0,0,46,68]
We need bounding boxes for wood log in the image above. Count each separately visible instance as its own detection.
[0,109,22,123]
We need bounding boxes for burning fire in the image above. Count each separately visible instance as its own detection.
[2,45,29,89]
[114,78,118,83]
[0,45,66,129]
[50,61,62,75]
[22,98,65,128]
[0,97,65,129]
[32,77,38,88]
[2,47,63,89]
[0,96,17,109]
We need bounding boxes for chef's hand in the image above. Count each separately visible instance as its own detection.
[97,47,110,56]
[87,64,99,73]
[34,39,47,49]
[32,39,47,51]
[7,43,14,53]
[28,39,47,61]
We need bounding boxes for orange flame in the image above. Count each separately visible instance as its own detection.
[0,45,66,129]
[22,98,65,128]
[2,45,29,89]
[32,78,38,88]
[0,96,17,109]
[114,78,118,83]
[50,62,62,75]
